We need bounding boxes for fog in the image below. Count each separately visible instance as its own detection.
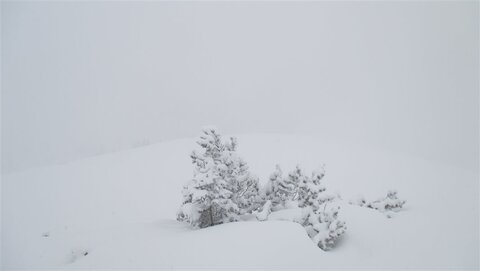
[2,1,478,174]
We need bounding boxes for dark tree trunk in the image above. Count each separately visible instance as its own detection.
[209,205,214,226]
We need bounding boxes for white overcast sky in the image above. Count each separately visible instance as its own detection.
[1,1,478,173]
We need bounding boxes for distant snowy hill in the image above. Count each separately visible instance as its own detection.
[2,134,478,269]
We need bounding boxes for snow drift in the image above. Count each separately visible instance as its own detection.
[2,134,478,269]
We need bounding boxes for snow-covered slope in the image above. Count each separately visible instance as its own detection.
[2,134,478,269]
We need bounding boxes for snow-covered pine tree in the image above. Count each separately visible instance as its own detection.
[284,165,303,201]
[264,165,283,208]
[216,133,261,215]
[234,174,262,214]
[177,127,260,228]
[298,166,335,210]
[264,165,299,210]
[177,129,238,228]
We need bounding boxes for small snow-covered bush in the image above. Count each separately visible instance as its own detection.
[297,165,345,250]
[301,205,346,251]
[366,190,406,214]
[349,195,366,207]
[264,164,345,250]
[254,200,272,221]
[350,190,406,218]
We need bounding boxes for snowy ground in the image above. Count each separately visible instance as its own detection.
[2,134,478,269]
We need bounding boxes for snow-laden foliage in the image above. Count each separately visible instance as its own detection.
[297,165,336,210]
[177,127,260,228]
[350,190,406,218]
[178,128,347,249]
[265,164,336,211]
[254,200,272,221]
[366,190,406,212]
[234,174,262,215]
[294,165,345,250]
[301,205,346,251]
[264,165,290,210]
[264,164,345,250]
[284,166,303,200]
[264,165,308,210]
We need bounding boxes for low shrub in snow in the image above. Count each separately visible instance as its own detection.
[265,164,346,250]
[350,190,406,218]
[301,205,346,250]
[254,200,272,221]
